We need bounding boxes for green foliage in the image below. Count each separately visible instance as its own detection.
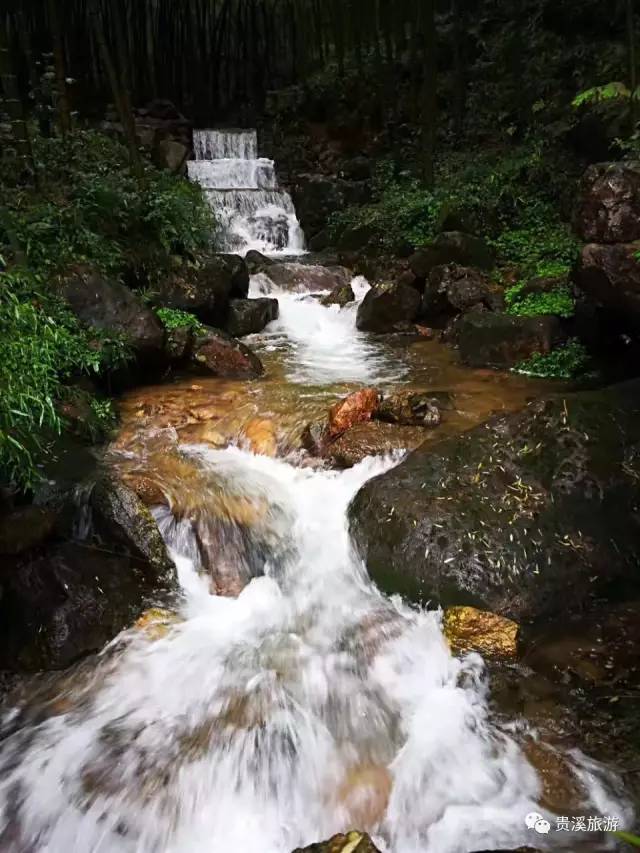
[572,82,631,108]
[613,831,640,847]
[515,339,590,379]
[0,268,131,490]
[505,271,575,318]
[330,145,579,275]
[155,307,203,333]
[0,130,216,278]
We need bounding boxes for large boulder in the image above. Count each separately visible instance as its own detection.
[356,282,421,333]
[292,832,381,853]
[349,381,640,623]
[409,232,494,281]
[321,281,355,307]
[0,542,170,671]
[574,162,640,243]
[91,475,177,592]
[259,262,351,293]
[225,298,279,337]
[153,139,189,174]
[191,326,264,378]
[574,241,640,334]
[156,254,248,324]
[61,267,164,359]
[455,312,565,368]
[245,249,273,275]
[292,175,346,238]
[328,421,425,468]
[422,264,502,320]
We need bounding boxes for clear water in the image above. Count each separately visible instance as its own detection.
[188,130,305,256]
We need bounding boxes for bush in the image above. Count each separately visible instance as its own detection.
[0,268,131,490]
[155,307,203,333]
[0,130,216,278]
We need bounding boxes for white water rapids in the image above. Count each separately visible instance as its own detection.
[188,129,305,256]
[0,275,631,852]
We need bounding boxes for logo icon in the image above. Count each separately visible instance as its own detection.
[525,812,551,834]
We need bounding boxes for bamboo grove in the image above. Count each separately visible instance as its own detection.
[0,0,638,187]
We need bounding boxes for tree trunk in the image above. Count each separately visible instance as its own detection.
[628,0,638,129]
[451,0,466,135]
[421,0,437,188]
[0,18,36,179]
[47,0,72,139]
[90,4,143,179]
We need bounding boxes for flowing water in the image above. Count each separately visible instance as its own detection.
[0,273,633,852]
[188,130,305,256]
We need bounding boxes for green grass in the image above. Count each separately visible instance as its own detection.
[515,339,590,379]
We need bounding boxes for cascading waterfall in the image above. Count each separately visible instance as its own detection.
[188,129,305,256]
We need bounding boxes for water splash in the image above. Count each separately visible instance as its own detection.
[188,130,305,256]
[249,275,407,386]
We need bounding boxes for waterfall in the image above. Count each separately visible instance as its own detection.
[188,129,305,256]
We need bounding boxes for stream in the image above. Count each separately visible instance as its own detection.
[0,274,632,853]
[0,132,634,853]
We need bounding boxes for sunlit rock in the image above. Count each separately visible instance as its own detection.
[444,606,519,659]
[328,388,380,439]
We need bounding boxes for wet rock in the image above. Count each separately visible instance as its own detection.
[456,312,565,368]
[263,262,351,293]
[328,421,424,468]
[241,418,278,456]
[0,542,165,671]
[155,254,248,324]
[245,249,273,275]
[574,161,640,243]
[396,269,422,292]
[164,324,193,361]
[444,606,519,659]
[61,267,165,360]
[356,282,421,333]
[292,831,381,853]
[376,391,441,427]
[292,174,346,238]
[121,474,168,508]
[574,241,640,334]
[91,475,177,591]
[153,139,189,174]
[0,506,57,555]
[349,380,640,623]
[423,264,502,320]
[225,297,279,337]
[301,420,330,456]
[409,233,494,280]
[321,282,355,307]
[328,389,380,439]
[338,223,377,252]
[219,252,251,298]
[191,326,264,378]
[336,764,392,829]
[134,607,181,640]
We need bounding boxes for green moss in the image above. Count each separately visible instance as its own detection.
[155,307,203,333]
[515,339,590,379]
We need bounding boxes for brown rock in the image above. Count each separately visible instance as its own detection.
[574,241,640,333]
[443,606,519,659]
[292,831,382,853]
[328,421,424,468]
[336,764,392,829]
[376,391,441,427]
[241,418,278,456]
[356,282,421,333]
[0,506,57,555]
[121,474,168,507]
[574,161,640,243]
[320,282,355,307]
[328,389,380,439]
[191,327,264,378]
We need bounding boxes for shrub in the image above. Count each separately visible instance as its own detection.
[515,339,590,379]
[155,307,203,333]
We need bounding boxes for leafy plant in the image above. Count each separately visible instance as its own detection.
[515,339,590,379]
[572,82,633,108]
[506,282,575,318]
[155,307,203,333]
[614,830,640,847]
[0,268,130,490]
